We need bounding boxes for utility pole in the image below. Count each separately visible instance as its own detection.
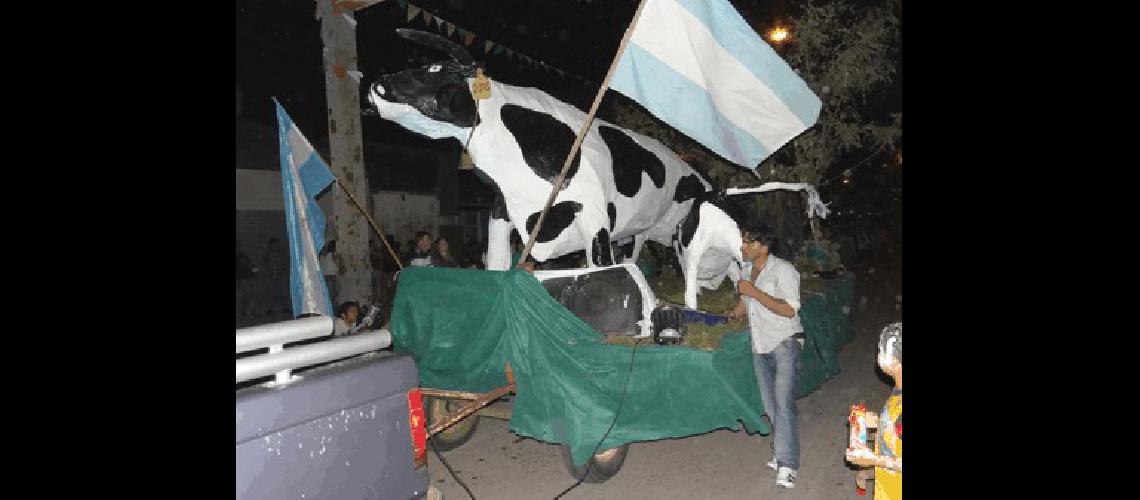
[318,0,371,305]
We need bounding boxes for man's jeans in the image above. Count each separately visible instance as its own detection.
[753,337,802,470]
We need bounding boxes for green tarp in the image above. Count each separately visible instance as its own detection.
[390,267,854,466]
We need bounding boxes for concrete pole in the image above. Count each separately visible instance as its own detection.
[318,0,371,305]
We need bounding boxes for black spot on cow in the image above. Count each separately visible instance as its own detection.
[591,228,614,266]
[607,203,617,231]
[673,174,707,203]
[500,104,580,189]
[525,201,583,243]
[678,200,703,249]
[599,125,666,198]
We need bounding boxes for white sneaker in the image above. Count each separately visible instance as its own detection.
[766,459,778,471]
[776,466,797,489]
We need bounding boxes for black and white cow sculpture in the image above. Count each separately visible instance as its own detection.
[367,30,830,309]
[368,30,720,283]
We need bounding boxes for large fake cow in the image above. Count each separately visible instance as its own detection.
[367,30,824,309]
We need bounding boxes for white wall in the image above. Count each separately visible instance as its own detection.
[372,191,439,247]
[237,170,444,250]
[236,168,334,232]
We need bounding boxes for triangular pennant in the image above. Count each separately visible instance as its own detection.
[446,22,456,37]
[464,31,475,46]
[407,5,421,22]
[484,40,494,54]
[493,45,505,55]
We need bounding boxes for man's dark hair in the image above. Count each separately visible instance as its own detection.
[740,223,777,249]
[415,231,431,241]
[337,301,360,319]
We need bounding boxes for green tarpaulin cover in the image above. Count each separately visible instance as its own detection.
[390,267,853,466]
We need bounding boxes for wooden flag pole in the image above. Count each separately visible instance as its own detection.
[517,0,650,266]
[335,178,404,270]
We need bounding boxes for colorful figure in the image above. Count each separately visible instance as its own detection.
[847,322,902,498]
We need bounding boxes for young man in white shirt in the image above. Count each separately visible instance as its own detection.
[731,223,804,489]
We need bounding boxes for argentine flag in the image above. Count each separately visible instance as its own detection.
[274,99,336,318]
[611,0,822,170]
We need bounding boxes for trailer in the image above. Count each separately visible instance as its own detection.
[392,265,855,483]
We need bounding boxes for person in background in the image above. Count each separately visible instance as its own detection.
[405,231,433,267]
[431,236,459,268]
[333,301,360,337]
[847,323,902,499]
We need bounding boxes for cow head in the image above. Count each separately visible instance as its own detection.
[367,29,479,135]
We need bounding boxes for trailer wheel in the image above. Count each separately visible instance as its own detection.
[425,397,480,452]
[560,443,630,483]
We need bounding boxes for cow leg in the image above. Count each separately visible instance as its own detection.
[681,245,701,309]
[486,217,513,271]
[586,226,615,267]
[629,234,646,265]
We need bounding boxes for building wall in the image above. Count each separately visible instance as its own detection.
[372,191,440,250]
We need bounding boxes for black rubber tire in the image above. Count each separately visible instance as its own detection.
[560,443,631,483]
[425,397,480,452]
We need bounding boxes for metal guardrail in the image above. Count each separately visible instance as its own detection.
[236,315,392,384]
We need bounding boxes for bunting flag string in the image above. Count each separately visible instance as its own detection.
[391,1,595,87]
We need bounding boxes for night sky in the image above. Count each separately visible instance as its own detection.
[236,0,897,224]
[236,0,790,137]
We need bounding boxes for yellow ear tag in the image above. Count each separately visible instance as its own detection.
[471,68,491,100]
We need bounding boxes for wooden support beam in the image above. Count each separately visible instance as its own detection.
[427,385,512,437]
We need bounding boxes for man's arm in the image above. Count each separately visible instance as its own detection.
[737,280,796,318]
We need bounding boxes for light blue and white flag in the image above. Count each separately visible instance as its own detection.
[611,0,822,170]
[275,99,336,318]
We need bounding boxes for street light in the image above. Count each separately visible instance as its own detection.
[768,26,789,43]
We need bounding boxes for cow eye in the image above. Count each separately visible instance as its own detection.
[428,64,442,73]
